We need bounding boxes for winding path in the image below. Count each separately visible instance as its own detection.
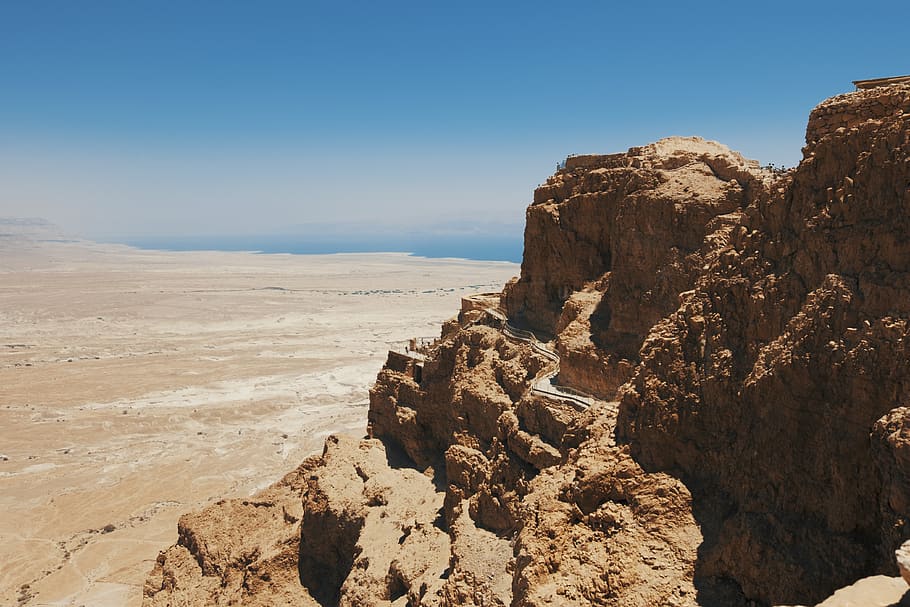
[482,306,595,411]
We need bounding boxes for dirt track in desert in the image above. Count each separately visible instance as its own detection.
[0,239,517,606]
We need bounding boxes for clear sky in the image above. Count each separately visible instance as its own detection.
[1,0,908,240]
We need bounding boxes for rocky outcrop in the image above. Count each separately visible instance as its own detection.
[298,434,450,607]
[504,136,769,399]
[368,323,551,472]
[145,83,910,607]
[618,83,910,605]
[782,575,908,607]
[144,461,317,606]
[898,540,910,588]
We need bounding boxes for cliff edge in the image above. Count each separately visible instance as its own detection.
[144,84,910,606]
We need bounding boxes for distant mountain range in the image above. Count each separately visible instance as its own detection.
[0,217,75,242]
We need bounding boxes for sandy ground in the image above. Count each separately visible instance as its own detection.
[0,238,517,607]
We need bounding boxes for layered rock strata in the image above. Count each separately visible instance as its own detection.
[145,83,910,607]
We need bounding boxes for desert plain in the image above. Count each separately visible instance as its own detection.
[0,237,517,606]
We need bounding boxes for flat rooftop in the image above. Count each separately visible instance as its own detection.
[853,75,910,90]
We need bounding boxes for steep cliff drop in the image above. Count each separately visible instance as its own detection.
[144,83,910,606]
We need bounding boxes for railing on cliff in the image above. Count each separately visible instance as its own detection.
[395,296,598,411]
[482,305,593,411]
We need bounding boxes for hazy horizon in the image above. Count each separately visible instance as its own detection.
[2,1,909,239]
[0,215,527,262]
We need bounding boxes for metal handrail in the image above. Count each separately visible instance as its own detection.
[450,297,600,411]
[532,374,592,411]
[484,307,592,410]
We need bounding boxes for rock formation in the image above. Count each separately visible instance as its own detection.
[144,83,910,606]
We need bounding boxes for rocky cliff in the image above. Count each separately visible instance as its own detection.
[144,83,910,606]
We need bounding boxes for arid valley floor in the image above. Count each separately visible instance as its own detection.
[0,238,517,606]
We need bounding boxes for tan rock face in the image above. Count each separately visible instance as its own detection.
[782,574,909,607]
[143,461,319,606]
[897,540,910,588]
[146,84,910,607]
[299,435,450,607]
[368,324,550,471]
[620,84,910,604]
[504,136,769,399]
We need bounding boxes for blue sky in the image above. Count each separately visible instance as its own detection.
[1,1,908,240]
